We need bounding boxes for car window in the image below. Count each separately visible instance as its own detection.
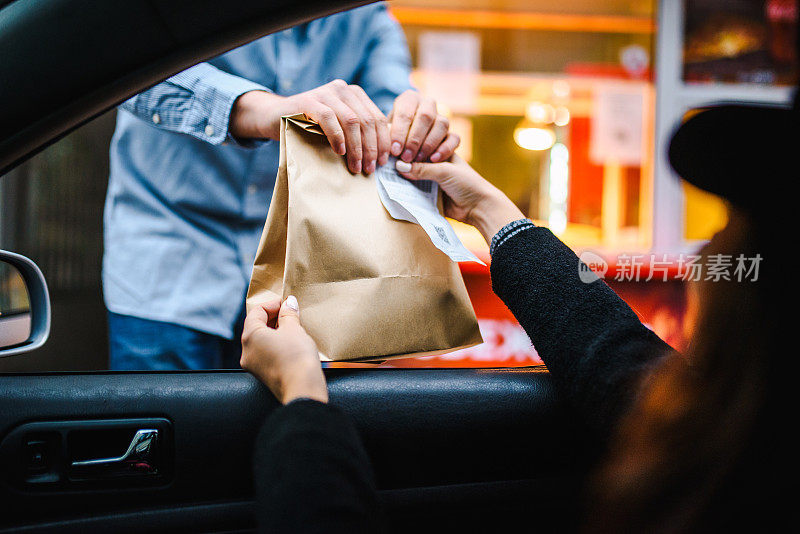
[1,0,795,372]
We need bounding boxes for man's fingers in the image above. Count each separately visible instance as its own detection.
[417,116,450,162]
[400,98,437,163]
[350,85,390,168]
[318,94,364,174]
[305,103,346,156]
[330,83,379,174]
[389,91,418,157]
[277,295,302,328]
[343,94,378,174]
[375,113,391,168]
[430,133,460,163]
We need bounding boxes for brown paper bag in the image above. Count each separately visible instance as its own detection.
[246,114,482,361]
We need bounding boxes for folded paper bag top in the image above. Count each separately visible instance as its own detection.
[246,114,482,362]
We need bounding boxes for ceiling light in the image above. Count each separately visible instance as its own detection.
[514,123,556,151]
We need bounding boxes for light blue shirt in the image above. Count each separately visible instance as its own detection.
[103,3,412,338]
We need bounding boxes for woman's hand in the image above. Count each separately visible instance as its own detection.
[395,156,524,243]
[240,296,328,404]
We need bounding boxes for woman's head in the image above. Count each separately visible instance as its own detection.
[682,208,762,341]
[589,207,781,533]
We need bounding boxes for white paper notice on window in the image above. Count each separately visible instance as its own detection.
[375,158,485,265]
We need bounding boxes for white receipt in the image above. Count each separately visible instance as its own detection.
[374,158,485,265]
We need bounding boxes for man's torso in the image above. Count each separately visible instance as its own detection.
[103,4,410,338]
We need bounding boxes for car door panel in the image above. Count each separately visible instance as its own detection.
[0,368,593,532]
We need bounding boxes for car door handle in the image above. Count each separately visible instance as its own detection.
[71,429,159,475]
[1,418,171,490]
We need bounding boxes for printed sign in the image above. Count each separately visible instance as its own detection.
[590,85,645,166]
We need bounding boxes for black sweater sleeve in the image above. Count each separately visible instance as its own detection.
[490,226,674,436]
[253,399,380,534]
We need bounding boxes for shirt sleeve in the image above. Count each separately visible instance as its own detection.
[253,399,381,534]
[354,3,414,115]
[489,226,675,439]
[119,62,269,145]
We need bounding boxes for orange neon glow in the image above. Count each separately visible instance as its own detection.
[390,7,656,34]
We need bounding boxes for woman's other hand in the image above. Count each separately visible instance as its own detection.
[240,296,328,404]
[395,155,524,244]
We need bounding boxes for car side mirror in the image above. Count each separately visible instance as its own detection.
[0,250,51,357]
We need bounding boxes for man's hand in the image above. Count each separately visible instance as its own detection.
[240,296,328,404]
[389,89,460,164]
[230,80,390,175]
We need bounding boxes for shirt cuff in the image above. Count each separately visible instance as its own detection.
[184,69,270,146]
[489,219,536,256]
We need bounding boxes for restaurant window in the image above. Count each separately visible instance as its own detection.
[676,0,796,244]
[383,0,796,368]
[381,0,660,368]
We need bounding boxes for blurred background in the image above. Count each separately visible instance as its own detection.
[1,0,796,371]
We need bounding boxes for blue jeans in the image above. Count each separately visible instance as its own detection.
[108,311,244,370]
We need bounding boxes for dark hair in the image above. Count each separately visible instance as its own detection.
[586,209,783,532]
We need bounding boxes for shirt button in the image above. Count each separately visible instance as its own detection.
[204,124,215,137]
[152,113,161,124]
[247,184,258,195]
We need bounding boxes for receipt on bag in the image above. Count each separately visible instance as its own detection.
[374,158,485,265]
